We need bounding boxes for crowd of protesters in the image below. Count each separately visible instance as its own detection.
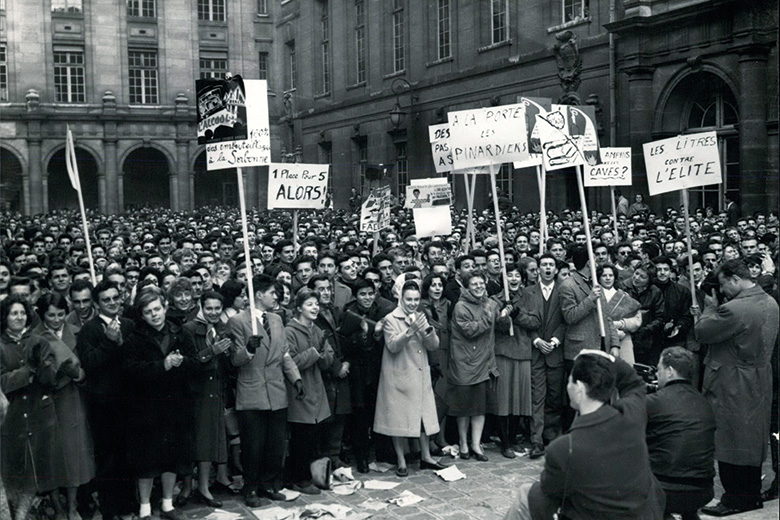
[0,193,777,520]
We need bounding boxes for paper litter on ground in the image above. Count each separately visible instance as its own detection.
[359,498,389,511]
[344,513,373,520]
[205,510,243,520]
[333,466,355,481]
[251,506,295,520]
[441,445,459,458]
[387,490,425,507]
[299,503,353,518]
[331,480,362,495]
[279,488,301,501]
[362,479,400,490]
[434,464,466,482]
[367,461,393,473]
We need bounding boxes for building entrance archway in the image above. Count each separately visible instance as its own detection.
[47,147,99,211]
[122,147,170,210]
[0,147,24,212]
[193,151,238,207]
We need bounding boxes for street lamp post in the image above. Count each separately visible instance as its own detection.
[389,78,416,128]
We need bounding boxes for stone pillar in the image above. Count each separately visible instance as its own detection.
[169,171,179,211]
[42,174,49,214]
[98,173,107,214]
[189,171,195,210]
[176,139,190,209]
[21,174,30,215]
[27,137,43,214]
[737,46,770,215]
[103,91,119,213]
[117,171,124,212]
[625,66,655,195]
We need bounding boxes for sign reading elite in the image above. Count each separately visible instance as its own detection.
[267,163,329,209]
[643,132,721,196]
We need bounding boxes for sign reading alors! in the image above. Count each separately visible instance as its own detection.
[267,163,330,209]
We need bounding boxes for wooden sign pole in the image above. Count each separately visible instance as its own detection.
[489,162,513,336]
[575,165,606,338]
[237,167,258,335]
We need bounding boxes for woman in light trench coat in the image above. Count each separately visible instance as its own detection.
[373,281,446,477]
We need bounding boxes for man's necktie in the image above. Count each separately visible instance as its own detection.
[262,312,271,337]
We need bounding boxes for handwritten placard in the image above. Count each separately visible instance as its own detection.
[584,147,632,187]
[360,186,391,233]
[197,79,271,171]
[448,104,530,170]
[429,124,453,173]
[643,132,721,196]
[267,163,329,209]
[404,180,452,209]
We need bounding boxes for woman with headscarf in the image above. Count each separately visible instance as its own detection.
[598,264,642,365]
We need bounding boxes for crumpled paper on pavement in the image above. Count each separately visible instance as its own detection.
[362,479,400,490]
[205,510,243,520]
[434,465,466,482]
[441,445,460,458]
[331,480,362,495]
[279,488,301,501]
[387,490,425,507]
[359,499,389,511]
[332,467,354,482]
[251,506,295,520]
[299,503,353,518]
[367,462,393,473]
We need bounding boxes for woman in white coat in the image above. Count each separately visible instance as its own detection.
[373,282,445,477]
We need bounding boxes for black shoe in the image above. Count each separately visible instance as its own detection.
[395,466,408,477]
[356,460,369,474]
[501,447,516,459]
[473,452,489,462]
[529,444,545,459]
[193,489,222,508]
[172,493,190,508]
[701,502,761,517]
[420,459,447,471]
[245,491,271,508]
[292,483,321,495]
[459,449,471,460]
[762,478,779,501]
[159,508,186,520]
[211,481,239,495]
[260,489,287,501]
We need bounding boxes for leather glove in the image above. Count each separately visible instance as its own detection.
[246,335,262,354]
[430,363,443,384]
[294,379,306,400]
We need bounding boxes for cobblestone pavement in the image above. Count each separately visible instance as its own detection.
[116,441,778,520]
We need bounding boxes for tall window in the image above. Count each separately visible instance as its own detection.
[437,0,451,60]
[258,52,268,80]
[686,88,739,212]
[199,56,227,79]
[128,50,158,104]
[320,141,333,198]
[257,0,267,14]
[491,0,508,44]
[198,0,225,21]
[496,163,512,199]
[321,4,330,93]
[396,142,408,195]
[357,137,368,194]
[51,0,82,13]
[54,51,85,103]
[392,0,404,73]
[355,0,366,83]
[127,0,155,17]
[287,42,296,90]
[563,0,589,22]
[0,44,7,101]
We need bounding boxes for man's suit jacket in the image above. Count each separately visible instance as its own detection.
[526,282,566,368]
[559,271,619,359]
[76,315,135,402]
[228,309,301,412]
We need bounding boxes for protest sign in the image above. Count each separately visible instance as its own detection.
[566,105,602,166]
[448,103,530,170]
[405,181,452,209]
[584,147,631,187]
[536,105,602,171]
[360,186,391,233]
[520,97,552,156]
[196,77,271,171]
[643,132,721,196]
[267,163,329,209]
[429,124,453,173]
[410,178,452,237]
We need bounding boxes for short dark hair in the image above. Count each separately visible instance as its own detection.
[253,273,275,294]
[0,295,33,332]
[571,246,590,270]
[218,279,245,307]
[571,353,616,403]
[69,278,94,297]
[36,292,70,318]
[454,254,475,270]
[200,289,224,307]
[92,279,120,302]
[351,278,374,296]
[716,258,751,280]
[307,274,331,289]
[659,346,695,381]
[293,288,320,313]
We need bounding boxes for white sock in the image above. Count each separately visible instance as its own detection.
[139,503,152,517]
[161,498,174,512]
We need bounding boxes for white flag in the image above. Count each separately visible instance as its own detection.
[65,125,81,192]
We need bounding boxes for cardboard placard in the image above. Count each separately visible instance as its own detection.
[448,103,530,170]
[196,77,271,171]
[404,181,452,209]
[429,123,453,173]
[643,132,721,196]
[267,163,330,209]
[584,147,632,187]
[360,186,391,233]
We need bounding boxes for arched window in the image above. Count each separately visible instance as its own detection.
[683,80,739,213]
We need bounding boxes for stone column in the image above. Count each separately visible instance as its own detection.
[27,137,43,214]
[625,66,655,195]
[737,46,770,215]
[98,173,107,214]
[117,171,124,212]
[176,139,190,210]
[103,92,119,213]
[169,171,179,211]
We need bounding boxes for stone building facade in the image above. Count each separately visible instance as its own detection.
[1,0,777,217]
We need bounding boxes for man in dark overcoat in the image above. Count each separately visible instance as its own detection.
[694,259,779,516]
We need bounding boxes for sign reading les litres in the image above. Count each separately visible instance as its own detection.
[643,132,721,196]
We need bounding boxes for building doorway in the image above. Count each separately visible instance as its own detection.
[47,146,99,211]
[0,147,24,212]
[193,151,238,207]
[122,147,170,209]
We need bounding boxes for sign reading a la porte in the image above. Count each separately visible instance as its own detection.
[643,131,721,196]
[448,104,530,170]
[267,163,329,209]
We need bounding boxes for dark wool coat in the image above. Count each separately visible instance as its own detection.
[284,318,333,424]
[122,320,196,473]
[75,315,135,402]
[533,358,665,520]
